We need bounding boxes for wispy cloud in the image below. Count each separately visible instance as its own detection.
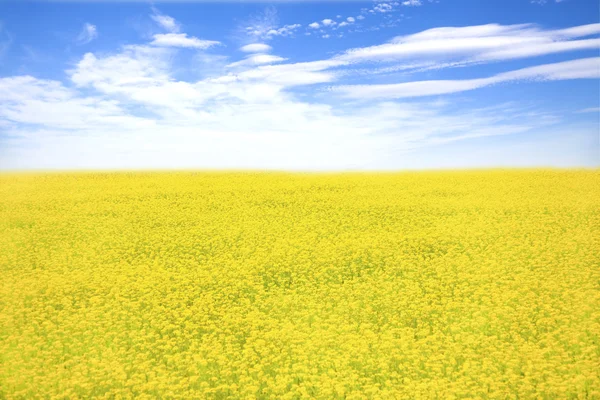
[240,7,300,41]
[576,107,600,113]
[333,57,600,99]
[227,54,287,68]
[336,23,600,70]
[150,8,181,33]
[76,23,97,45]
[532,0,568,4]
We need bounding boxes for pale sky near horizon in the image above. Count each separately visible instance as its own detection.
[0,0,598,170]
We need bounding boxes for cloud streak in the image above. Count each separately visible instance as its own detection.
[333,57,600,99]
[151,33,220,49]
[227,54,287,68]
[338,23,600,66]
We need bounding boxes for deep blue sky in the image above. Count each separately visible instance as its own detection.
[0,0,598,170]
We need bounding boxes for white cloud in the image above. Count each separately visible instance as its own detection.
[322,19,335,26]
[499,57,600,80]
[1,69,563,170]
[335,78,492,100]
[337,23,600,68]
[266,24,301,37]
[0,76,152,131]
[347,17,355,23]
[309,22,320,29]
[192,52,231,78]
[356,15,365,20]
[338,22,349,28]
[227,54,287,68]
[552,24,600,39]
[70,46,174,96]
[241,7,300,40]
[2,21,598,170]
[150,11,180,33]
[240,43,272,53]
[402,0,422,6]
[242,6,277,40]
[333,57,600,99]
[532,0,568,4]
[472,38,600,61]
[219,59,346,87]
[150,33,220,49]
[76,23,98,45]
[373,3,393,13]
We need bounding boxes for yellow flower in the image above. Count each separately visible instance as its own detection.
[0,170,598,399]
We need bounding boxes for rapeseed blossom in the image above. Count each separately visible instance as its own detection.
[0,170,598,398]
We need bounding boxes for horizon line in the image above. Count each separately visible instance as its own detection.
[1,167,598,175]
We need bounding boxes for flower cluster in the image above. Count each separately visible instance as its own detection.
[0,170,598,399]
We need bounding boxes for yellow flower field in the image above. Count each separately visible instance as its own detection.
[0,170,598,399]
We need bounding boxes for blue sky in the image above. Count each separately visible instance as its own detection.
[0,0,598,170]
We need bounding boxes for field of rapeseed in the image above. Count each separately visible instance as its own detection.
[0,170,598,399]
